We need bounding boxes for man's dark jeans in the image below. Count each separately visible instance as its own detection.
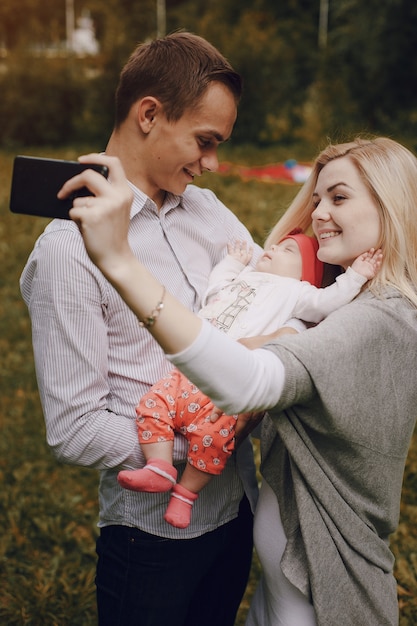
[96,495,254,626]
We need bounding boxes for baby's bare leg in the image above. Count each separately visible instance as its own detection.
[180,462,213,493]
[141,441,174,464]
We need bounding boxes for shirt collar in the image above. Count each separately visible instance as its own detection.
[127,180,183,219]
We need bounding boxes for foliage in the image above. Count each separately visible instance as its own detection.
[1,0,417,148]
[1,143,417,624]
[169,0,320,144]
[0,147,100,625]
[0,51,118,148]
[0,57,84,147]
[317,0,417,141]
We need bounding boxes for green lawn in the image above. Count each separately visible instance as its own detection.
[1,146,416,625]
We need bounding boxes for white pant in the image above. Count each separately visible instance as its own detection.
[245,480,317,626]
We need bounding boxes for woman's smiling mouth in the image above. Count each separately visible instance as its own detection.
[318,230,341,240]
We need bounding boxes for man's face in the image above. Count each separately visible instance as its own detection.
[141,82,237,204]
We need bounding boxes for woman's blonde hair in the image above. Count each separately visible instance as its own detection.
[265,137,417,306]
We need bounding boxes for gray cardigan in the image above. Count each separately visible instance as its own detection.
[261,287,417,626]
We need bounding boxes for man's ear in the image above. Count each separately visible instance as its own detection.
[137,97,161,133]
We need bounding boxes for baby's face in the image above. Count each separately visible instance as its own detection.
[255,239,302,279]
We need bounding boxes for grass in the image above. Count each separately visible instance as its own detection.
[1,144,417,625]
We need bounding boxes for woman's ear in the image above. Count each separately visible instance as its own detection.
[137,97,160,133]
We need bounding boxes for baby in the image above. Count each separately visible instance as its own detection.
[118,230,382,528]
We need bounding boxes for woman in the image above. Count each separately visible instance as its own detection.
[64,137,417,625]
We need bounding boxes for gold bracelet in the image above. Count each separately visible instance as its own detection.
[138,287,166,328]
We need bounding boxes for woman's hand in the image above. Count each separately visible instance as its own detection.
[235,411,264,446]
[59,153,135,278]
[209,406,264,446]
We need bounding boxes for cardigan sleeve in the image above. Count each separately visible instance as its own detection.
[258,289,417,626]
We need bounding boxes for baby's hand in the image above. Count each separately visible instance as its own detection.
[227,240,253,265]
[351,248,383,279]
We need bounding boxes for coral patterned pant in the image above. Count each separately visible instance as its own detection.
[136,369,238,475]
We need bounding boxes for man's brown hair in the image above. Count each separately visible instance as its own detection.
[114,31,242,127]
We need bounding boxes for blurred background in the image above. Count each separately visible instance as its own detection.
[1,2,417,624]
[1,0,417,150]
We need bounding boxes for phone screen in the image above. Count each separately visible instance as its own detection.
[9,155,109,220]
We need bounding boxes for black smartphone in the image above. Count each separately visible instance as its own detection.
[9,155,109,220]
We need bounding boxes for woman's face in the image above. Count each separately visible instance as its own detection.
[311,156,382,269]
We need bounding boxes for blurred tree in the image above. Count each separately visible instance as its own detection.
[0,0,76,49]
[0,57,86,146]
[1,0,417,147]
[318,0,417,140]
[170,0,319,143]
[0,0,157,53]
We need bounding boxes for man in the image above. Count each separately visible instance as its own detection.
[21,32,259,626]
